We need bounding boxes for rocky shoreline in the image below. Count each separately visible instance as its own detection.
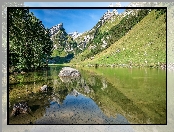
[72,63,169,70]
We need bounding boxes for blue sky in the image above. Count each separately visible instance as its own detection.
[24,2,130,33]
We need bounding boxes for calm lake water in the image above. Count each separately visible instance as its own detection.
[8,66,166,124]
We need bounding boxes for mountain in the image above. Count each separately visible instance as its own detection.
[49,23,78,64]
[71,9,151,63]
[71,9,166,68]
[50,9,120,59]
[71,9,122,56]
[50,23,63,36]
[49,7,166,68]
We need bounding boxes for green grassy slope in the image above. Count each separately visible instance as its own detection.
[74,10,166,68]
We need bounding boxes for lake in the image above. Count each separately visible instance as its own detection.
[8,66,166,124]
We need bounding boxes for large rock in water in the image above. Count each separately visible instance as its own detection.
[11,102,30,116]
[58,67,81,77]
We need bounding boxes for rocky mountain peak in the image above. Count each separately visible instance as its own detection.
[50,23,63,36]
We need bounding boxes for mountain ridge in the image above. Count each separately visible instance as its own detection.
[49,8,166,69]
[71,9,166,68]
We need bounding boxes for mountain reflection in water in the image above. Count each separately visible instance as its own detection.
[9,66,166,124]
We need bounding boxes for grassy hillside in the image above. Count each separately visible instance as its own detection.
[71,10,166,68]
[71,9,151,64]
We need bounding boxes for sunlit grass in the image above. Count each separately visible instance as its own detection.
[71,10,166,68]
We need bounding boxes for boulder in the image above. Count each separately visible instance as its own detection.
[11,102,30,116]
[58,67,81,77]
[69,89,80,97]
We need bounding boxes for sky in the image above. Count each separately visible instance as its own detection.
[24,2,130,33]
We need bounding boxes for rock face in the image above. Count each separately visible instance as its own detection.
[99,9,118,25]
[50,23,63,36]
[68,31,82,39]
[58,67,81,77]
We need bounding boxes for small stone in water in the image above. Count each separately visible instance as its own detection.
[40,85,47,91]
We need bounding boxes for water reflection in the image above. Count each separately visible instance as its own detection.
[35,93,129,124]
[8,66,166,124]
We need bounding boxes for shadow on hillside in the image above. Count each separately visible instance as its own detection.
[48,53,74,64]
